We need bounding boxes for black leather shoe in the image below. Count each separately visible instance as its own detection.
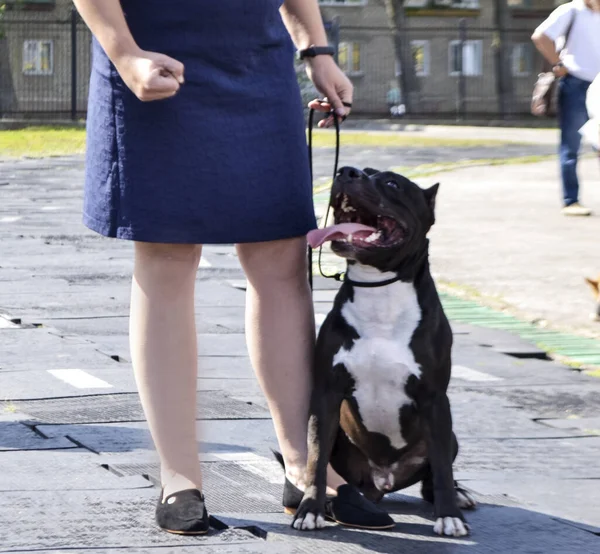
[155,489,210,535]
[283,478,394,530]
[329,485,395,530]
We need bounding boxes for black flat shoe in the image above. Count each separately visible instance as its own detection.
[156,488,210,535]
[283,478,395,531]
[329,485,395,530]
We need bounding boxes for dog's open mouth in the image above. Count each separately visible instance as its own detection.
[308,194,405,249]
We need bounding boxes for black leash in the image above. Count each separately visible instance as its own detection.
[307,101,351,290]
[307,102,414,291]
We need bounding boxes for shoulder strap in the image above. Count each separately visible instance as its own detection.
[561,4,577,53]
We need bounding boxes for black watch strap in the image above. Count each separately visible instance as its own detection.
[298,46,335,60]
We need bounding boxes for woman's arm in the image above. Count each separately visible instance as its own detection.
[281,0,352,126]
[73,0,184,101]
[280,0,328,50]
[73,0,136,62]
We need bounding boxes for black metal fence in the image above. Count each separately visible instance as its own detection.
[336,20,546,119]
[0,11,545,120]
[0,10,91,119]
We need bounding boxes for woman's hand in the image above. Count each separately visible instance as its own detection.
[552,63,569,78]
[113,49,185,102]
[305,56,353,128]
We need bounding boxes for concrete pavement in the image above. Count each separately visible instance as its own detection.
[1,153,600,552]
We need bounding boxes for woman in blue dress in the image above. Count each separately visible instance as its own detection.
[74,0,393,535]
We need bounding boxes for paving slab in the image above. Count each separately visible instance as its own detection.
[538,416,600,434]
[449,390,580,440]
[459,383,600,419]
[76,332,250,362]
[0,449,151,492]
[35,306,247,337]
[454,324,550,357]
[0,366,261,401]
[0,420,75,451]
[218,503,599,554]
[0,280,246,321]
[456,436,600,479]
[450,340,582,386]
[0,488,262,552]
[457,474,600,533]
[36,419,278,459]
[12,390,270,425]
[0,326,121,371]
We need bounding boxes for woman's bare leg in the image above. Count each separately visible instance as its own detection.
[129,242,203,499]
[236,237,345,492]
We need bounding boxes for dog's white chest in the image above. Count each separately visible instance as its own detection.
[333,272,422,450]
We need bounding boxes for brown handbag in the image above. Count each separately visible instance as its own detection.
[531,10,576,117]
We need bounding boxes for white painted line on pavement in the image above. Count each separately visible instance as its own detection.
[214,452,283,484]
[0,216,22,223]
[48,369,114,389]
[452,365,503,382]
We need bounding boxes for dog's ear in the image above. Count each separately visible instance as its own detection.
[363,167,379,176]
[424,183,439,214]
[585,277,600,298]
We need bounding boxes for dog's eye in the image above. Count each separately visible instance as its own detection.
[385,180,399,189]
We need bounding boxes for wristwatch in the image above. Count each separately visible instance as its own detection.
[298,45,335,61]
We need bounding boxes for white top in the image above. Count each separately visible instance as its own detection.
[580,75,600,148]
[535,0,600,83]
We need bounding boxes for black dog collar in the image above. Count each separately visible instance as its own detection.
[344,274,405,288]
[342,244,430,288]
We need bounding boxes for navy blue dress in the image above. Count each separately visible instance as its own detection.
[83,0,316,244]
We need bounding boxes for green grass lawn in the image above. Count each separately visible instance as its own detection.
[310,129,528,149]
[0,126,528,160]
[0,127,86,158]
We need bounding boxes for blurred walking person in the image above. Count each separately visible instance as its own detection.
[532,0,600,216]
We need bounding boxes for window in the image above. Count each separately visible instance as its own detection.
[395,41,431,77]
[449,40,482,76]
[338,42,362,75]
[23,40,53,76]
[512,43,533,76]
[411,41,430,77]
[426,0,480,7]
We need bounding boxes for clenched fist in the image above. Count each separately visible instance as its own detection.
[113,49,185,102]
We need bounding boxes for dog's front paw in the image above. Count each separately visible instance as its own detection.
[433,516,470,537]
[456,486,477,510]
[292,496,327,531]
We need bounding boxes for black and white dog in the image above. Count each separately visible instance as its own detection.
[297,167,475,537]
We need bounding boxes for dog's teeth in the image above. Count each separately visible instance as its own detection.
[364,231,382,243]
[348,234,353,242]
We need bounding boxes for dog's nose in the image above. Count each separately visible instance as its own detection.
[338,166,364,180]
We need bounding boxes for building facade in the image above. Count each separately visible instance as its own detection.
[319,0,561,115]
[1,0,563,118]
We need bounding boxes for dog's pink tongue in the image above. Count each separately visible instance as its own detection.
[307,223,376,248]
